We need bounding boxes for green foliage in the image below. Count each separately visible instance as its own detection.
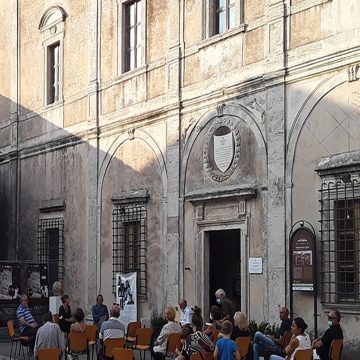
[249,319,280,337]
[150,311,167,331]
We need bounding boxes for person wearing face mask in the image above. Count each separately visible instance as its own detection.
[215,289,235,323]
[312,309,343,360]
[179,299,194,326]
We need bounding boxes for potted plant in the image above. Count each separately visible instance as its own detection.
[151,310,167,342]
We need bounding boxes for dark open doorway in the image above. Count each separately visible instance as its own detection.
[209,229,241,312]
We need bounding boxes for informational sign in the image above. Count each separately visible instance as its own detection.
[291,228,315,291]
[249,257,263,274]
[0,264,20,300]
[213,131,234,173]
[27,264,48,298]
[116,272,137,328]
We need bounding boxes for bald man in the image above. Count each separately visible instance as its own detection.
[253,307,292,360]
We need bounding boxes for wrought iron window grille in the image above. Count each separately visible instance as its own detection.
[112,202,147,299]
[319,178,360,304]
[37,217,64,295]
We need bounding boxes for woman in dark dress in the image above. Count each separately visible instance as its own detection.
[58,294,72,333]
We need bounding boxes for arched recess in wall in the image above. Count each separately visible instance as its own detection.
[286,72,348,187]
[38,6,67,30]
[180,102,267,196]
[98,129,167,203]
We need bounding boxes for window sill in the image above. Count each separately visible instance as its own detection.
[321,303,360,314]
[43,99,64,110]
[199,24,246,51]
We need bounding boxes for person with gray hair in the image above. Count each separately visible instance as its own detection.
[215,289,235,323]
[34,311,64,358]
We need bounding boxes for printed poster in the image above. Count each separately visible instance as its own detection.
[116,272,137,328]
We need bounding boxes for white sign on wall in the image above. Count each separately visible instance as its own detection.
[249,257,263,274]
[116,272,137,328]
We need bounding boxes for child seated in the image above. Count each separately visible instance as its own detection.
[214,321,240,360]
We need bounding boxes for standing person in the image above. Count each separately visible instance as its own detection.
[179,299,194,326]
[16,294,38,355]
[269,317,311,360]
[70,308,87,333]
[34,311,65,358]
[92,294,109,328]
[312,309,343,360]
[98,303,126,359]
[58,294,72,334]
[253,307,292,360]
[214,320,240,360]
[215,289,235,322]
[231,311,251,340]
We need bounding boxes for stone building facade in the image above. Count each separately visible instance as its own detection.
[1,0,360,356]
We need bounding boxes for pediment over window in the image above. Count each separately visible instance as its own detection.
[39,6,67,31]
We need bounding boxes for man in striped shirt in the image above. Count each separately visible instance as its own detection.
[16,294,38,353]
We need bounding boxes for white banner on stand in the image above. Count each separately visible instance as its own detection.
[116,272,137,328]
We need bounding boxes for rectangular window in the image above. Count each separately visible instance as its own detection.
[112,203,147,298]
[320,179,360,304]
[47,43,60,104]
[215,0,236,34]
[38,217,64,295]
[124,0,142,72]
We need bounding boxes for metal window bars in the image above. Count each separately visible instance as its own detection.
[37,218,64,295]
[319,179,360,304]
[112,203,147,298]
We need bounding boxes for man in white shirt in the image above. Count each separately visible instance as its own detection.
[178,299,193,326]
[34,312,64,358]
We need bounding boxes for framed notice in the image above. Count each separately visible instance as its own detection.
[249,257,263,274]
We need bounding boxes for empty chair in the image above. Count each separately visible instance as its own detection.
[126,321,141,345]
[66,332,90,360]
[294,348,313,360]
[329,339,343,360]
[103,337,126,359]
[86,324,98,360]
[112,348,135,360]
[236,336,251,360]
[190,353,203,360]
[211,329,219,345]
[7,320,30,360]
[132,327,153,360]
[36,347,62,360]
[201,352,214,360]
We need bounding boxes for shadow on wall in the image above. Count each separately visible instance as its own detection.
[0,93,165,309]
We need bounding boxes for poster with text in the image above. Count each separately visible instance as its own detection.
[116,272,137,328]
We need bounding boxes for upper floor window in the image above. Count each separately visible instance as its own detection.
[117,0,146,74]
[319,176,360,305]
[39,6,67,106]
[203,0,243,39]
[215,0,236,34]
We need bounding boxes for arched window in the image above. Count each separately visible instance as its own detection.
[39,6,67,105]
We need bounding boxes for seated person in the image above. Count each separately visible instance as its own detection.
[175,306,214,360]
[70,307,87,333]
[269,317,311,360]
[214,321,240,360]
[152,306,181,360]
[253,307,291,360]
[92,294,109,328]
[312,309,343,360]
[179,299,194,326]
[204,305,222,339]
[231,311,251,340]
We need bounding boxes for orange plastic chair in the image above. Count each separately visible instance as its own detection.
[293,348,313,360]
[281,331,292,350]
[85,324,98,359]
[112,348,135,360]
[211,329,219,345]
[103,337,126,358]
[36,347,62,360]
[201,352,214,360]
[7,320,30,359]
[165,332,181,358]
[126,321,141,345]
[236,336,251,359]
[329,339,343,360]
[67,332,90,360]
[132,327,153,360]
[190,353,203,360]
